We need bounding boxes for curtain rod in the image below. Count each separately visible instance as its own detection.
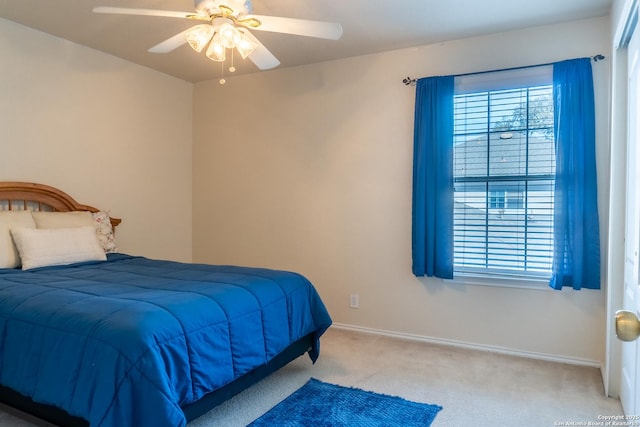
[401,54,605,86]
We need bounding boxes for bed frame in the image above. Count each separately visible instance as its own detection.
[0,181,316,426]
[0,182,121,228]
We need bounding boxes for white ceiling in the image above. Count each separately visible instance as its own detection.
[0,0,612,83]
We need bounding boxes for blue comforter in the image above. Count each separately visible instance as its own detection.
[0,254,332,427]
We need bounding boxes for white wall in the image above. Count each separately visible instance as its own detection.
[0,18,193,262]
[193,16,612,364]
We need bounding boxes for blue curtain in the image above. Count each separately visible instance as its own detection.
[411,76,454,278]
[550,58,600,290]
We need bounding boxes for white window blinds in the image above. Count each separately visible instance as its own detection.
[452,66,555,277]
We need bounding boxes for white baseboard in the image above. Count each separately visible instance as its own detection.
[331,322,602,369]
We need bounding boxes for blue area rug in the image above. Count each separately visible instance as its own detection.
[248,378,442,426]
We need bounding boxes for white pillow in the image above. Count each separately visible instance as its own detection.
[0,211,36,268]
[31,210,118,253]
[31,211,94,228]
[10,226,106,270]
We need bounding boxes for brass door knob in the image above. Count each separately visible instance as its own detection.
[615,310,640,342]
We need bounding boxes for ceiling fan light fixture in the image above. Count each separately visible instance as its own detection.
[236,31,257,59]
[219,22,241,49]
[186,24,215,52]
[206,32,226,62]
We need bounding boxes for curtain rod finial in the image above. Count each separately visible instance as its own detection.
[403,77,416,86]
[592,54,605,62]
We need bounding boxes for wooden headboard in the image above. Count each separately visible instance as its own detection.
[0,182,121,228]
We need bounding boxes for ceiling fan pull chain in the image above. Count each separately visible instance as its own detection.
[219,60,226,85]
[229,49,236,73]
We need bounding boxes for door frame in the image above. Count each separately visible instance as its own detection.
[606,0,638,398]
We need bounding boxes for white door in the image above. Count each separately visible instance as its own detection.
[620,21,640,415]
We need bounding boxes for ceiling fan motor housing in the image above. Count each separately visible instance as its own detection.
[195,0,252,16]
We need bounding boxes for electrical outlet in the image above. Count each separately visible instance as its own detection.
[349,294,359,309]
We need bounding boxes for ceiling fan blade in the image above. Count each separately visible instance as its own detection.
[247,15,343,40]
[93,6,197,20]
[242,30,280,70]
[148,28,192,53]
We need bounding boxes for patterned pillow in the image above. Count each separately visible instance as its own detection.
[92,211,118,253]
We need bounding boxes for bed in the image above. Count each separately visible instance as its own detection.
[0,182,332,427]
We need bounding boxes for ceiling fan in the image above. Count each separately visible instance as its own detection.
[93,0,343,80]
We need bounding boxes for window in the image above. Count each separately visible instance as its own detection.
[452,67,555,278]
[412,58,599,289]
[488,191,505,209]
